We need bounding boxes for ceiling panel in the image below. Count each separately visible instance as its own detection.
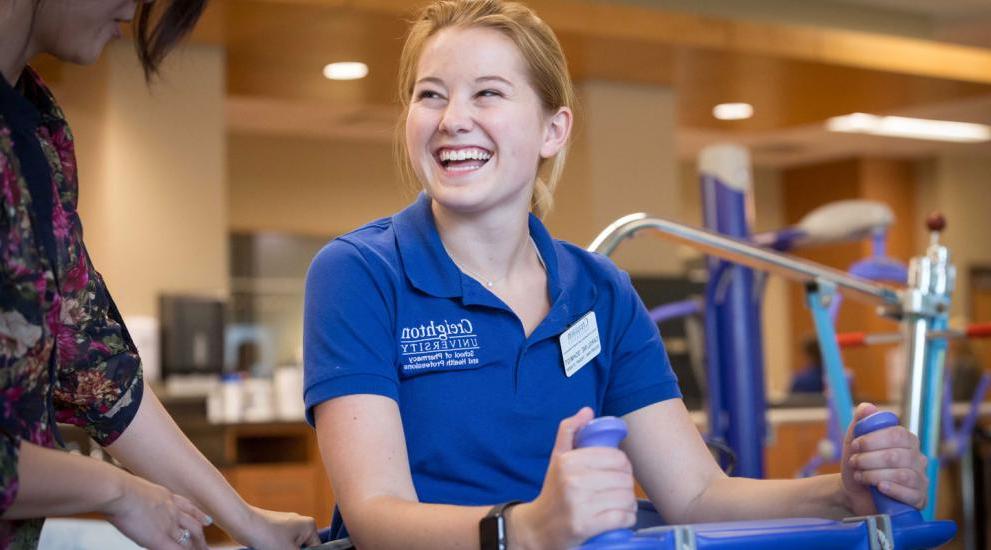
[226,1,407,104]
[221,1,991,134]
[674,47,991,130]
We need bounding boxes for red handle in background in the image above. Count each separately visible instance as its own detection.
[835,322,991,349]
[966,322,991,339]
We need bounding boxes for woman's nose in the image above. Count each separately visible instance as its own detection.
[439,100,473,134]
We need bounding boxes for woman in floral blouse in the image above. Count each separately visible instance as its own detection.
[0,1,319,549]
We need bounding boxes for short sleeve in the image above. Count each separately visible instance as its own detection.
[52,258,144,447]
[303,240,399,425]
[602,271,681,417]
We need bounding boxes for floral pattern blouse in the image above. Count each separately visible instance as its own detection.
[0,67,143,548]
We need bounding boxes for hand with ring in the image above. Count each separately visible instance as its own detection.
[103,472,211,549]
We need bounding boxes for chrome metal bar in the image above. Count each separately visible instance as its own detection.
[902,294,930,438]
[588,213,901,307]
[961,443,976,550]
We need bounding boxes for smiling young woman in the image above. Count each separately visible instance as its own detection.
[304,2,930,549]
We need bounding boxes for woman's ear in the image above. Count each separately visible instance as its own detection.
[540,106,573,159]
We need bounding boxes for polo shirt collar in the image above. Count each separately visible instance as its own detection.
[393,193,463,299]
[393,194,596,340]
[393,193,563,304]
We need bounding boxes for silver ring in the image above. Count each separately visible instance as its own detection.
[176,528,191,546]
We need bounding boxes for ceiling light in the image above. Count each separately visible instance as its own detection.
[826,113,991,143]
[322,62,368,81]
[713,103,754,121]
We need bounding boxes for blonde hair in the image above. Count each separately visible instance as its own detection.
[395,0,576,218]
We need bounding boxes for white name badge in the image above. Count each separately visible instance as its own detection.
[560,311,601,377]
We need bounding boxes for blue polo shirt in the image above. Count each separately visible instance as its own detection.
[304,194,680,506]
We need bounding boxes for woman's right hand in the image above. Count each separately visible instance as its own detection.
[104,472,212,550]
[509,407,638,550]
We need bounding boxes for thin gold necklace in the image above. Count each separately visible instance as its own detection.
[444,237,544,288]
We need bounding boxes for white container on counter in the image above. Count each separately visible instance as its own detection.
[243,377,274,422]
[274,365,305,421]
[220,373,244,423]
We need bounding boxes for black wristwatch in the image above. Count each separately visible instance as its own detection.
[478,500,522,550]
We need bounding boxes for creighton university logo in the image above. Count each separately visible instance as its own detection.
[399,318,481,374]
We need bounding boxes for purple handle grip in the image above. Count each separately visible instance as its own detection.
[852,411,919,519]
[574,418,637,547]
[575,417,628,449]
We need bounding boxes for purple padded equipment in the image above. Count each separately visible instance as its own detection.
[572,415,956,550]
[575,417,668,549]
[852,411,956,549]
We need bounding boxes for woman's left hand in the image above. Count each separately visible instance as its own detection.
[236,505,320,550]
[840,402,928,516]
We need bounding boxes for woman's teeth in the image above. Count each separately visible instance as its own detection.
[439,148,492,162]
[438,148,492,171]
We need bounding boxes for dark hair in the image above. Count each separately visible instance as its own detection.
[134,0,208,80]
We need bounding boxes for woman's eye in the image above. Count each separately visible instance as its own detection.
[477,89,503,98]
[416,90,443,101]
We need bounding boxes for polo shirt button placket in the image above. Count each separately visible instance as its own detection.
[513,348,524,391]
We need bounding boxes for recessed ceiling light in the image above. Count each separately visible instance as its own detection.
[322,62,368,81]
[713,103,754,121]
[826,113,991,143]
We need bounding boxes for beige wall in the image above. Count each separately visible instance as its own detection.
[915,154,991,321]
[227,135,406,238]
[550,80,682,275]
[57,42,228,317]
